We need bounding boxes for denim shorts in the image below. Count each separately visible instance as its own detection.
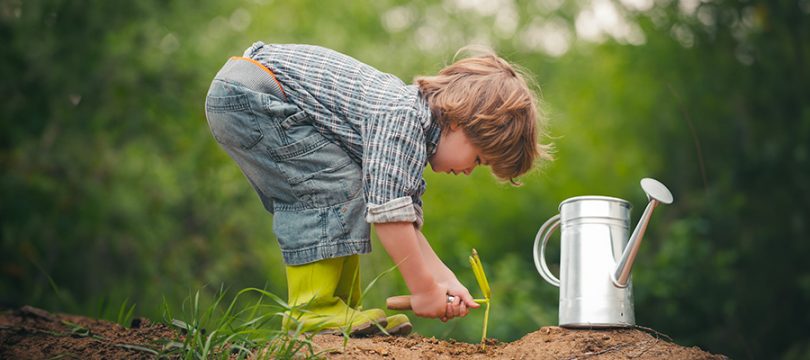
[204,58,371,265]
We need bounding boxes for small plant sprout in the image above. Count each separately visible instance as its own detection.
[469,248,491,350]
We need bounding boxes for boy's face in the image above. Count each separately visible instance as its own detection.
[429,126,485,176]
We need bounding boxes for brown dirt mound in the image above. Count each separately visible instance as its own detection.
[312,325,726,359]
[1,306,726,359]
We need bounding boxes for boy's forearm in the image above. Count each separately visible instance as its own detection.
[415,230,455,283]
[375,222,439,294]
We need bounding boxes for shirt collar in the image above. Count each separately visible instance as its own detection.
[425,119,441,157]
[412,85,442,157]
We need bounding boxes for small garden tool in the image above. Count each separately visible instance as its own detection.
[386,249,492,349]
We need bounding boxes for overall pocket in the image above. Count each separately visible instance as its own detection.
[268,124,363,209]
[205,81,264,149]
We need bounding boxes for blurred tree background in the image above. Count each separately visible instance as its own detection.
[1,0,808,358]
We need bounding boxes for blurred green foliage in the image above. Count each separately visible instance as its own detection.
[1,0,808,359]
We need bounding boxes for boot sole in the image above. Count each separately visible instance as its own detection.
[349,316,388,337]
[317,316,388,337]
[386,322,413,336]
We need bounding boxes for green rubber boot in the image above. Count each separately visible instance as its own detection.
[335,255,412,336]
[284,256,387,336]
[334,254,363,308]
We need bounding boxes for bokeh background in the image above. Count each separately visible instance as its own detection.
[2,0,808,358]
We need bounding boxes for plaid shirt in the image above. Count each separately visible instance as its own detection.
[245,42,441,228]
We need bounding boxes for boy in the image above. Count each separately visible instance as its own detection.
[204,42,551,336]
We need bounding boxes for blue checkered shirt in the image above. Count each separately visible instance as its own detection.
[245,42,441,228]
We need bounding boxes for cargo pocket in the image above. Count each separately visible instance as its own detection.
[268,124,363,209]
[205,82,263,149]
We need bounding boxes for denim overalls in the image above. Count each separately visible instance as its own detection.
[205,57,371,265]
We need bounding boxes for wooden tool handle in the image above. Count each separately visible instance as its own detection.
[386,295,413,310]
[386,295,456,310]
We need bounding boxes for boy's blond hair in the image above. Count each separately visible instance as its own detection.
[416,47,553,184]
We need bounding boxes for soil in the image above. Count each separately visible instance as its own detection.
[0,306,175,359]
[311,327,726,359]
[1,306,726,359]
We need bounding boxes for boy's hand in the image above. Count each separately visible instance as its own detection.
[441,278,480,319]
[410,283,450,319]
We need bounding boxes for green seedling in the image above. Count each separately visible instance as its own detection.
[469,248,491,350]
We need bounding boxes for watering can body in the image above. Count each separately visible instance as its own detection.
[533,178,673,328]
[535,196,635,327]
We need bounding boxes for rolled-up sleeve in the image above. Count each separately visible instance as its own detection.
[363,106,428,228]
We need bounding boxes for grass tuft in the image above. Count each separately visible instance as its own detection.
[116,298,136,328]
[160,286,328,359]
[159,264,400,358]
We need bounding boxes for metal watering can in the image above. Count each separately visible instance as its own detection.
[533,178,673,328]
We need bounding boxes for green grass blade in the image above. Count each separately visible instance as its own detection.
[116,299,136,327]
[482,301,490,350]
[112,343,158,355]
[470,249,491,299]
[469,249,492,350]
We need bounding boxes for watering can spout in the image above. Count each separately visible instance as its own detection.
[612,178,673,288]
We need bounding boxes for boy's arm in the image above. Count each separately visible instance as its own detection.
[375,222,449,319]
[415,230,480,318]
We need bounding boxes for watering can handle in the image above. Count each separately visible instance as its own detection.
[533,214,561,287]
